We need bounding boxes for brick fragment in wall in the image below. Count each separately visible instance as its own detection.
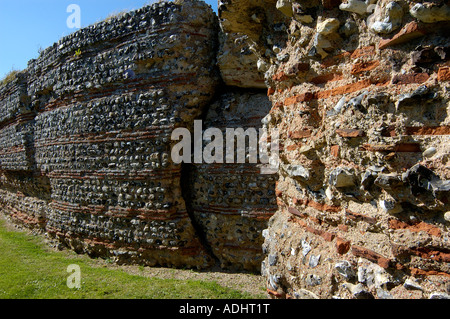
[438,67,450,81]
[250,0,450,299]
[187,91,278,272]
[378,21,428,50]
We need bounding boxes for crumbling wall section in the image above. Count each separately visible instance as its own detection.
[253,0,450,299]
[183,0,283,271]
[188,91,277,272]
[2,0,448,295]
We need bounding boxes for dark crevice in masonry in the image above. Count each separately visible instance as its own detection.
[175,64,237,269]
[177,59,225,267]
[180,162,221,267]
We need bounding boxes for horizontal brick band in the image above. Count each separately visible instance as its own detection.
[410,268,450,278]
[351,60,380,75]
[405,126,450,136]
[293,197,341,213]
[392,72,429,85]
[361,143,421,152]
[379,21,428,50]
[336,129,365,138]
[392,244,450,263]
[293,218,336,242]
[389,219,442,237]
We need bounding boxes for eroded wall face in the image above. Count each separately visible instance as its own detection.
[188,91,277,272]
[247,0,450,299]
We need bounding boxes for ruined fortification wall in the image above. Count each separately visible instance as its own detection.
[0,0,276,272]
[1,0,220,268]
[248,0,450,299]
[1,0,449,299]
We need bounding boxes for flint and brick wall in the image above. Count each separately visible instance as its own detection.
[1,0,222,268]
[247,0,450,299]
[0,0,276,272]
[1,0,449,299]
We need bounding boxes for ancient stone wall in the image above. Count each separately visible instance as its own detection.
[1,0,219,268]
[0,0,276,272]
[188,90,277,271]
[1,0,449,299]
[248,0,449,299]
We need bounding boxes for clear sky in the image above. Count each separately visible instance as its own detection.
[0,0,218,80]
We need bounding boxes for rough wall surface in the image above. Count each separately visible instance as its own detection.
[1,0,449,299]
[1,0,220,269]
[0,0,275,272]
[188,91,277,271]
[250,0,450,299]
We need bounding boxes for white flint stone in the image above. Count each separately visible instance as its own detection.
[429,292,450,299]
[410,3,450,23]
[423,147,437,158]
[404,278,423,291]
[444,212,450,223]
[257,58,270,72]
[368,1,403,34]
[285,164,310,180]
[317,18,340,35]
[339,0,371,15]
[301,239,311,257]
[334,96,347,113]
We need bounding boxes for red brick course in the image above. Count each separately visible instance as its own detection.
[336,129,366,138]
[351,60,380,75]
[389,219,442,237]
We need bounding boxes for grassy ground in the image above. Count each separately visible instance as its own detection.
[0,218,262,299]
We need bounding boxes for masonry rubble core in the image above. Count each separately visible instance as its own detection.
[0,0,449,299]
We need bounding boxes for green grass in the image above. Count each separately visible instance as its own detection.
[0,219,257,299]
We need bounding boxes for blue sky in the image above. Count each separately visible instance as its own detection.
[0,0,218,79]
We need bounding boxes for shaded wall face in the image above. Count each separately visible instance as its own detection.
[187,91,278,272]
